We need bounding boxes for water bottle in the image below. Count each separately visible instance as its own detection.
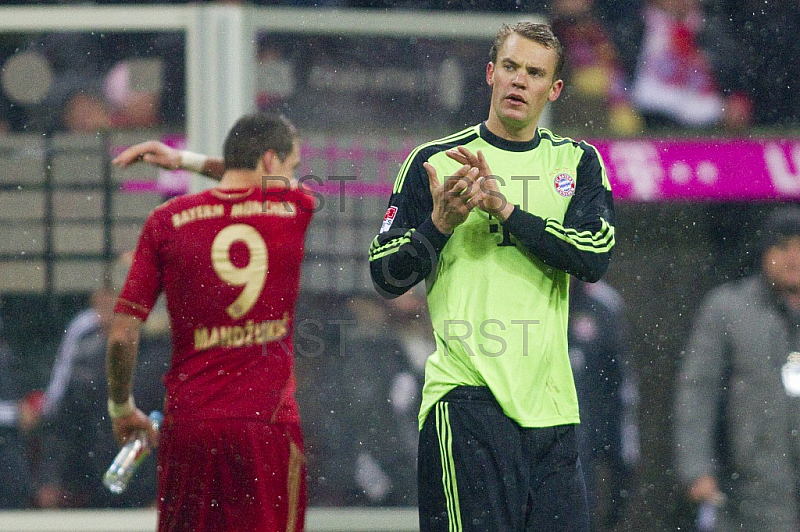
[103,410,163,495]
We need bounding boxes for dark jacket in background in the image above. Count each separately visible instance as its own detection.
[675,275,800,530]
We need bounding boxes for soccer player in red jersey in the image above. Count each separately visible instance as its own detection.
[106,112,314,532]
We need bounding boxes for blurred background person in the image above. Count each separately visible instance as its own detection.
[295,287,432,507]
[550,0,643,136]
[674,205,800,531]
[36,285,117,508]
[20,32,110,134]
[254,35,294,113]
[628,0,753,132]
[569,278,639,532]
[58,85,113,134]
[331,292,422,506]
[104,58,163,129]
[36,255,169,509]
[385,285,434,382]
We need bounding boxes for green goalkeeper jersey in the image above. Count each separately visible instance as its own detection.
[369,123,615,429]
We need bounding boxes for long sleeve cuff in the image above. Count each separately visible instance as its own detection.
[415,215,452,254]
[501,207,547,242]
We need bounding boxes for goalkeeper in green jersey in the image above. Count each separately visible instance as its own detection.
[369,21,615,532]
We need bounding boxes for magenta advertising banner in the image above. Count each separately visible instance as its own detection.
[590,137,800,202]
[120,136,800,202]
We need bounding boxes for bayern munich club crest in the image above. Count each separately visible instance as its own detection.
[554,173,576,197]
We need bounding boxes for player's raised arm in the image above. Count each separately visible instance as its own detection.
[113,140,226,181]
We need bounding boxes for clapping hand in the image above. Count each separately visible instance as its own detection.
[445,147,514,221]
[425,161,482,235]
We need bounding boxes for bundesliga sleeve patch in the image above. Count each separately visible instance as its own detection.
[554,173,576,197]
[380,206,398,233]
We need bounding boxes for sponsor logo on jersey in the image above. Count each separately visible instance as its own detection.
[554,173,576,197]
[380,206,398,233]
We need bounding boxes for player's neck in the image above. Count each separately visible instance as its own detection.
[485,112,540,142]
[218,170,261,190]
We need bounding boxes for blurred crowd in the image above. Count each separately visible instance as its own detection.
[546,0,800,134]
[1,0,799,136]
[0,30,185,135]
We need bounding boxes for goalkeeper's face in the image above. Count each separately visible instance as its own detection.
[763,236,800,295]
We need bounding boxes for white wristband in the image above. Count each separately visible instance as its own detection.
[179,150,209,174]
[107,396,136,419]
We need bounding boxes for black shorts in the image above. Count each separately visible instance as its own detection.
[418,386,589,532]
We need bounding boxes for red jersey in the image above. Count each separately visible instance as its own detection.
[116,185,314,424]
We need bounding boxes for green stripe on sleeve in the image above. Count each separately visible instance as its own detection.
[368,230,415,261]
[544,218,615,252]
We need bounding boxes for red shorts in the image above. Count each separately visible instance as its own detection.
[156,418,306,532]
